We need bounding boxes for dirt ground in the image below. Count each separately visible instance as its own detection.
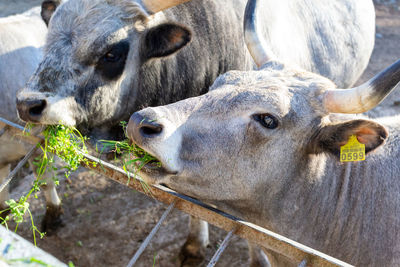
[1,1,400,267]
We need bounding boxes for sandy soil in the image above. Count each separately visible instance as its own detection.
[1,2,400,267]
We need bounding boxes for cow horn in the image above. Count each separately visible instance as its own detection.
[323,59,400,113]
[244,0,275,67]
[140,0,191,14]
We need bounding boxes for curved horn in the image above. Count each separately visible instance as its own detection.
[244,0,275,67]
[323,59,400,113]
[140,0,191,14]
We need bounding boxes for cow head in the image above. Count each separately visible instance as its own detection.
[16,0,191,139]
[126,0,400,221]
[127,59,400,202]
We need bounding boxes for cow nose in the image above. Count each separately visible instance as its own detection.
[127,112,163,145]
[16,98,47,123]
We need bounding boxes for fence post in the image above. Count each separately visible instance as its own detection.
[207,229,235,267]
[0,144,39,193]
[126,200,176,267]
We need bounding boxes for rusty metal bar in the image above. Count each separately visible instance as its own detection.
[126,200,176,267]
[207,229,235,267]
[0,118,25,131]
[0,117,353,267]
[0,118,41,145]
[0,144,39,193]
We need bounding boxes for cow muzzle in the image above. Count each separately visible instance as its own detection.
[16,93,47,123]
[128,109,184,176]
[127,112,164,146]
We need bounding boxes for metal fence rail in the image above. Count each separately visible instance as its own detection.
[0,118,353,267]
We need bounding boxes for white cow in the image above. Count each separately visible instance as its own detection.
[127,0,400,266]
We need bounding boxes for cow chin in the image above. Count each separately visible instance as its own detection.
[135,161,177,185]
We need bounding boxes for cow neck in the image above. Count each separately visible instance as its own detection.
[261,144,400,265]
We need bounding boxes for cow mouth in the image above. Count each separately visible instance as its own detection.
[134,159,162,172]
[131,147,177,179]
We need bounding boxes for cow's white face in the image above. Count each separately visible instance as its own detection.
[128,63,328,201]
[127,62,387,220]
[130,85,298,203]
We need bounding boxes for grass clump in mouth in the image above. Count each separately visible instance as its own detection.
[99,121,161,194]
[35,124,93,178]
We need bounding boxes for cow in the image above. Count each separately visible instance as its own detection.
[126,0,400,265]
[0,6,63,232]
[15,0,375,264]
[0,6,46,124]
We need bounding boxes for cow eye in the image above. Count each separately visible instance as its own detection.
[96,40,129,80]
[103,52,120,63]
[253,113,279,129]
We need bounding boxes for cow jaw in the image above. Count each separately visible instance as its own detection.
[132,142,181,185]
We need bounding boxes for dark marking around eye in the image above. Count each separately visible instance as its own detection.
[253,113,279,129]
[96,41,130,80]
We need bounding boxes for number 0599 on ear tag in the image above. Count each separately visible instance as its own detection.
[340,135,365,162]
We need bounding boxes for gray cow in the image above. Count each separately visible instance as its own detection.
[127,1,400,266]
[15,0,375,264]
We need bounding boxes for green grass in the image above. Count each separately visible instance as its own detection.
[0,121,160,243]
[35,125,93,178]
[153,252,157,267]
[0,124,94,244]
[99,121,161,194]
[3,256,55,267]
[99,139,158,195]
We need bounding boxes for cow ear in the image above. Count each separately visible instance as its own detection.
[41,0,61,26]
[307,119,388,158]
[141,23,192,60]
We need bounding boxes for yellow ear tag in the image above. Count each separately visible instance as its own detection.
[340,135,365,162]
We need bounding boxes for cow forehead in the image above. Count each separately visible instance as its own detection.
[201,62,336,117]
[166,84,299,123]
[210,61,336,92]
[47,0,145,57]
[198,85,291,118]
[51,0,146,25]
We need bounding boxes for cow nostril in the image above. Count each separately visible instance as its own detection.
[127,112,164,143]
[28,99,47,116]
[140,125,163,137]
